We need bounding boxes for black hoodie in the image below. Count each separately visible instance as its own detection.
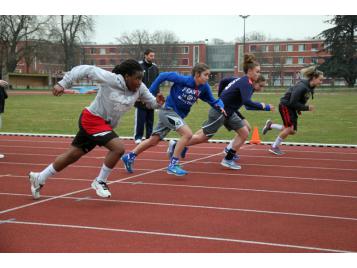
[280,79,315,112]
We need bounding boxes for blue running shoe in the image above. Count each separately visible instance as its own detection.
[167,140,177,159]
[180,146,189,159]
[220,158,241,170]
[121,153,134,173]
[223,147,240,161]
[167,164,188,176]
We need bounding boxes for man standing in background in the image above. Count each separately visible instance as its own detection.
[134,49,160,144]
[0,79,9,159]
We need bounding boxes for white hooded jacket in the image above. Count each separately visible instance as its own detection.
[58,65,161,128]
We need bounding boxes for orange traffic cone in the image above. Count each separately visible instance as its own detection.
[250,126,261,144]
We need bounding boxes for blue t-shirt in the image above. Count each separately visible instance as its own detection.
[220,76,269,116]
[150,72,223,118]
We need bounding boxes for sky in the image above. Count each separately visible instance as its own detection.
[91,15,332,44]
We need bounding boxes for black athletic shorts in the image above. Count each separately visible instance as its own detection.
[279,104,298,131]
[72,109,119,153]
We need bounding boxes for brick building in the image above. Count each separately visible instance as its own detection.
[235,39,331,86]
[11,38,341,88]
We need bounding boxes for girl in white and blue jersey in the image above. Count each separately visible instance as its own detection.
[122,63,225,176]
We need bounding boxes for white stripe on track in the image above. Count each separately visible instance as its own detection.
[0,152,222,215]
[3,150,357,163]
[2,192,357,222]
[1,159,356,172]
[1,219,352,253]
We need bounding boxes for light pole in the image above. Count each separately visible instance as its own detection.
[239,15,250,54]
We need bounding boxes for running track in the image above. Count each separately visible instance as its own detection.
[0,135,357,252]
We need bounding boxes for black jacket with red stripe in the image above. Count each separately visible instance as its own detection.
[280,79,315,112]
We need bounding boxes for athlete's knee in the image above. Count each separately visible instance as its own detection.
[112,145,125,157]
[239,127,250,140]
[148,135,160,146]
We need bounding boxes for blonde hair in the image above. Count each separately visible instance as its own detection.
[243,53,260,74]
[301,66,324,80]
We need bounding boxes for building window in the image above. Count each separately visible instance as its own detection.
[181,46,189,53]
[99,59,106,65]
[91,60,96,65]
[100,48,106,55]
[194,46,199,64]
[284,73,293,86]
[109,48,116,54]
[250,45,257,52]
[311,44,319,51]
[286,57,293,64]
[311,57,318,64]
[181,58,189,65]
[260,45,268,52]
[287,44,293,52]
[298,44,305,52]
[298,57,304,64]
[110,59,116,66]
[274,44,280,52]
[90,48,96,54]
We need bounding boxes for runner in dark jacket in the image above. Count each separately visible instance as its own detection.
[262,66,324,155]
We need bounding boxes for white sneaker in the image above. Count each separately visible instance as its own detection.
[135,139,142,144]
[91,180,111,198]
[0,154,4,159]
[29,172,43,200]
[220,158,242,170]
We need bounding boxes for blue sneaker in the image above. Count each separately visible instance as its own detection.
[220,158,241,170]
[180,146,189,159]
[167,164,188,176]
[121,153,135,173]
[223,147,240,161]
[167,140,177,159]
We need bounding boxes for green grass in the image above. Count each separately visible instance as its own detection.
[2,89,357,144]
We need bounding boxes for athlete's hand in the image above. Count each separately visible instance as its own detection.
[220,107,227,117]
[269,104,275,112]
[156,93,165,106]
[53,84,65,96]
[309,105,315,112]
[0,80,9,87]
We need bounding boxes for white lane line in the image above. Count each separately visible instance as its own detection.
[0,152,222,216]
[2,192,357,222]
[75,196,91,202]
[0,218,16,224]
[1,142,357,155]
[2,151,357,163]
[3,174,357,200]
[4,219,353,253]
[2,159,356,172]
[4,171,357,185]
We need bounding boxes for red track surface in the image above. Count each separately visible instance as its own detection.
[0,135,357,252]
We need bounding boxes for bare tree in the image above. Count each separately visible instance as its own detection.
[116,29,180,70]
[116,30,151,59]
[50,15,94,71]
[151,30,179,44]
[0,15,50,75]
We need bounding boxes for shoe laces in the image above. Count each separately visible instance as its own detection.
[98,181,109,190]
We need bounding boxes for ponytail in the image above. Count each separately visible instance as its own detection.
[300,66,323,80]
[243,53,260,74]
